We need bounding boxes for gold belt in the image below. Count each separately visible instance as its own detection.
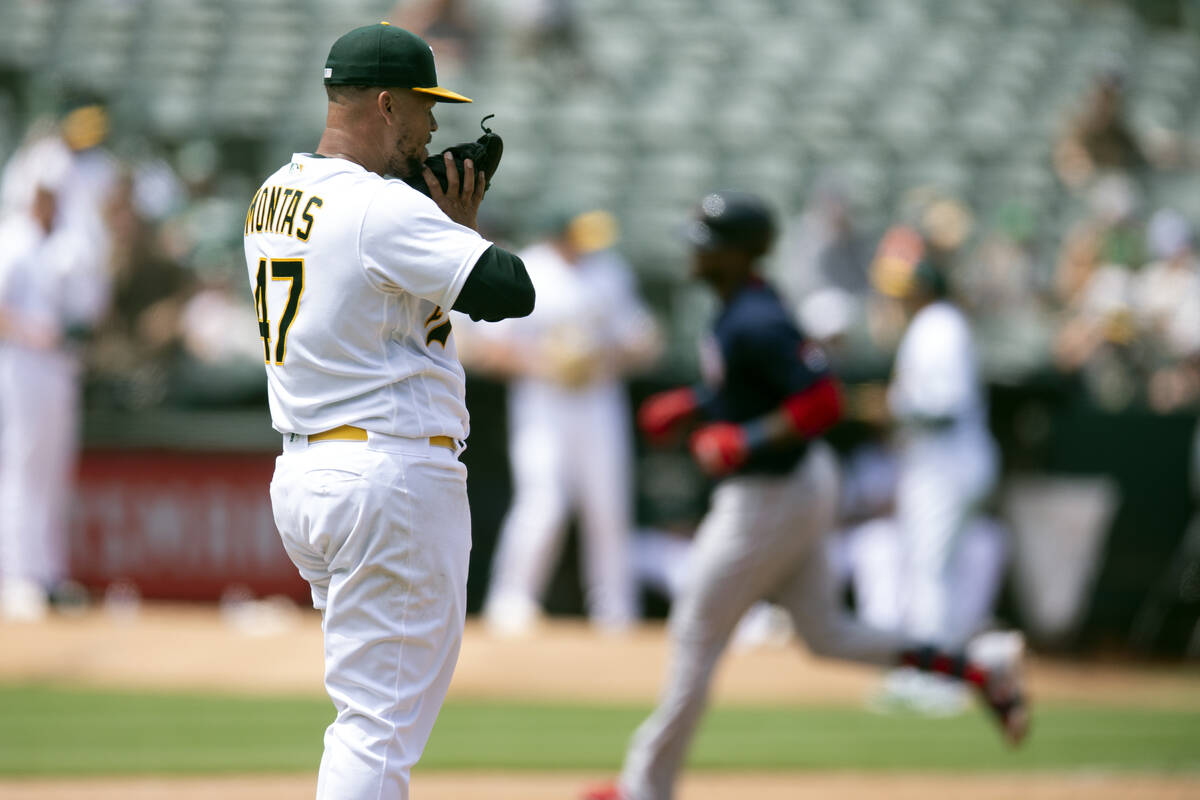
[307,425,457,452]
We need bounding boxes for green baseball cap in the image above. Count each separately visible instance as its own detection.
[323,22,472,103]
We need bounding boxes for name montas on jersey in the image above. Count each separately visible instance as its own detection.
[245,181,325,241]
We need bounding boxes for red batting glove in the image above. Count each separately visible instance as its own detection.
[638,387,699,442]
[688,423,749,476]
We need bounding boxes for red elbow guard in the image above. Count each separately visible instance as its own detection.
[782,377,842,437]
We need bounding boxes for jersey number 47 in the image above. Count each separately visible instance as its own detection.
[254,257,304,365]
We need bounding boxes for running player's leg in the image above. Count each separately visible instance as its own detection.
[619,478,798,800]
[781,512,1027,735]
[779,536,913,666]
[772,453,1026,742]
[776,445,913,665]
[773,444,1009,687]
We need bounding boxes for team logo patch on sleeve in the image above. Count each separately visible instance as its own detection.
[425,306,452,347]
[800,342,829,373]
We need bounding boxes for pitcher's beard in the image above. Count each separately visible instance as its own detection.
[388,150,425,181]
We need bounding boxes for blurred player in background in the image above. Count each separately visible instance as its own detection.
[868,223,1004,712]
[1,92,119,236]
[830,441,1010,715]
[585,192,1026,800]
[463,208,662,635]
[0,94,116,620]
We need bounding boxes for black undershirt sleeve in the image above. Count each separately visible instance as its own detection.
[452,245,536,321]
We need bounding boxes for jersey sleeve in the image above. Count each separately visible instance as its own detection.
[600,255,659,353]
[451,245,535,321]
[359,181,493,309]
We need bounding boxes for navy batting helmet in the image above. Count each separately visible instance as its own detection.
[683,191,776,257]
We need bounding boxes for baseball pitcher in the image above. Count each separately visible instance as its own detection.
[244,23,533,799]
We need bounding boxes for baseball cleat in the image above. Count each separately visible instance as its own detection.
[581,781,625,800]
[968,630,1030,746]
[1,578,48,623]
[481,593,543,638]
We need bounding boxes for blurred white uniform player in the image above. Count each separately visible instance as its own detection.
[472,211,661,634]
[869,226,1001,709]
[0,109,115,619]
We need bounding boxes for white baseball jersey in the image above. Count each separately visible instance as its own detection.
[1,137,116,253]
[0,213,107,347]
[888,300,991,452]
[243,154,492,439]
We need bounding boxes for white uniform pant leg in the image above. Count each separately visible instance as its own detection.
[483,422,569,627]
[572,393,636,629]
[619,445,836,800]
[270,442,471,800]
[0,349,77,590]
[944,517,1008,644]
[897,463,964,648]
[897,444,995,650]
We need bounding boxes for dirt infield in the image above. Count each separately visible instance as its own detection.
[2,602,1198,709]
[2,772,1199,800]
[2,604,1199,799]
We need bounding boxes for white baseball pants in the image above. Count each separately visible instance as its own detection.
[270,433,471,800]
[0,347,77,595]
[620,443,911,800]
[896,436,997,648]
[485,383,636,630]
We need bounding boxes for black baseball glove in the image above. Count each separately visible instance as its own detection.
[406,114,502,196]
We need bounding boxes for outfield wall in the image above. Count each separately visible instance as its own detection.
[71,449,305,603]
[69,380,1199,654]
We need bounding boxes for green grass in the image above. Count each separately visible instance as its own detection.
[0,685,1197,776]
